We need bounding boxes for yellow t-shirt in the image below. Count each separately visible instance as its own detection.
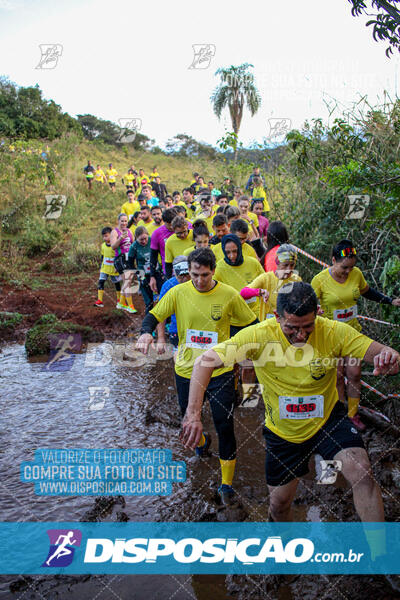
[150,280,256,378]
[95,169,106,182]
[100,242,118,276]
[191,213,214,233]
[252,186,270,212]
[212,242,258,263]
[139,175,150,186]
[121,200,140,217]
[249,271,302,321]
[150,171,159,181]
[212,317,373,443]
[183,245,204,257]
[214,256,264,317]
[136,220,159,236]
[124,173,135,186]
[311,267,368,332]
[173,201,187,208]
[165,230,194,263]
[106,168,118,182]
[239,212,259,228]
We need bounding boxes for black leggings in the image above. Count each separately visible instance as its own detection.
[98,279,121,291]
[175,371,236,461]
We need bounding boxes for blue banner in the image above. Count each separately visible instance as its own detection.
[0,522,398,574]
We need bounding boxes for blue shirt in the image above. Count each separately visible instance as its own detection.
[159,276,179,334]
[147,196,159,207]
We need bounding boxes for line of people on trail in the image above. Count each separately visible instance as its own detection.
[95,165,400,532]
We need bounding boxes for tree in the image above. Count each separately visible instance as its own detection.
[211,63,261,161]
[0,77,81,139]
[348,0,400,56]
[165,133,218,159]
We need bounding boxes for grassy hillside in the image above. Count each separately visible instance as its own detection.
[1,135,273,285]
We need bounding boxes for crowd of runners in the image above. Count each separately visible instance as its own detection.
[90,161,400,528]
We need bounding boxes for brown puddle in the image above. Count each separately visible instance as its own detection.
[0,343,399,599]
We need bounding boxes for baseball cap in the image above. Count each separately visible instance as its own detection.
[174,261,189,275]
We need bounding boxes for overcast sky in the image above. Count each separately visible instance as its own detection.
[0,0,399,148]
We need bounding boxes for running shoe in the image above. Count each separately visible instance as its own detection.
[217,484,236,506]
[349,414,366,432]
[195,432,211,457]
[126,306,137,314]
[116,302,126,310]
[94,300,104,307]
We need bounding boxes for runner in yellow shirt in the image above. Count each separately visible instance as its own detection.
[212,219,258,262]
[150,166,160,182]
[172,191,186,207]
[182,280,400,521]
[237,195,259,229]
[183,220,210,256]
[252,176,270,213]
[214,234,264,318]
[122,168,136,191]
[311,239,400,430]
[138,168,150,187]
[94,164,106,184]
[136,205,159,235]
[121,190,140,217]
[106,163,118,192]
[136,248,257,505]
[191,194,214,232]
[164,215,194,277]
[229,186,243,207]
[94,226,122,307]
[241,245,302,321]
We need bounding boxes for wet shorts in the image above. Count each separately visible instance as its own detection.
[263,402,365,486]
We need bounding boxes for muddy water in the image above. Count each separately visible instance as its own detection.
[0,343,399,599]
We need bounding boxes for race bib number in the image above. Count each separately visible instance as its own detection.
[279,395,324,419]
[245,298,256,304]
[103,257,114,266]
[186,329,218,350]
[333,305,358,322]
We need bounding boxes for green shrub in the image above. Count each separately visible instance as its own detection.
[25,313,104,356]
[61,243,99,273]
[19,217,62,257]
[0,311,24,330]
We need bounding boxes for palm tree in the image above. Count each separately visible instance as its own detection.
[211,63,261,161]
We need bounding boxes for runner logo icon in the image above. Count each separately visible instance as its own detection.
[42,529,82,567]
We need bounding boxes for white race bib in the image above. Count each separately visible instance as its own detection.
[103,257,114,266]
[266,313,275,319]
[333,305,358,322]
[279,395,324,420]
[186,329,218,350]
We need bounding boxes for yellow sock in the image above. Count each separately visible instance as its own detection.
[219,458,236,486]
[116,291,121,302]
[197,434,206,448]
[98,289,104,302]
[348,397,360,418]
[126,296,135,309]
[119,294,127,306]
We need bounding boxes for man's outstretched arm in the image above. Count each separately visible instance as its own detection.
[180,350,224,449]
